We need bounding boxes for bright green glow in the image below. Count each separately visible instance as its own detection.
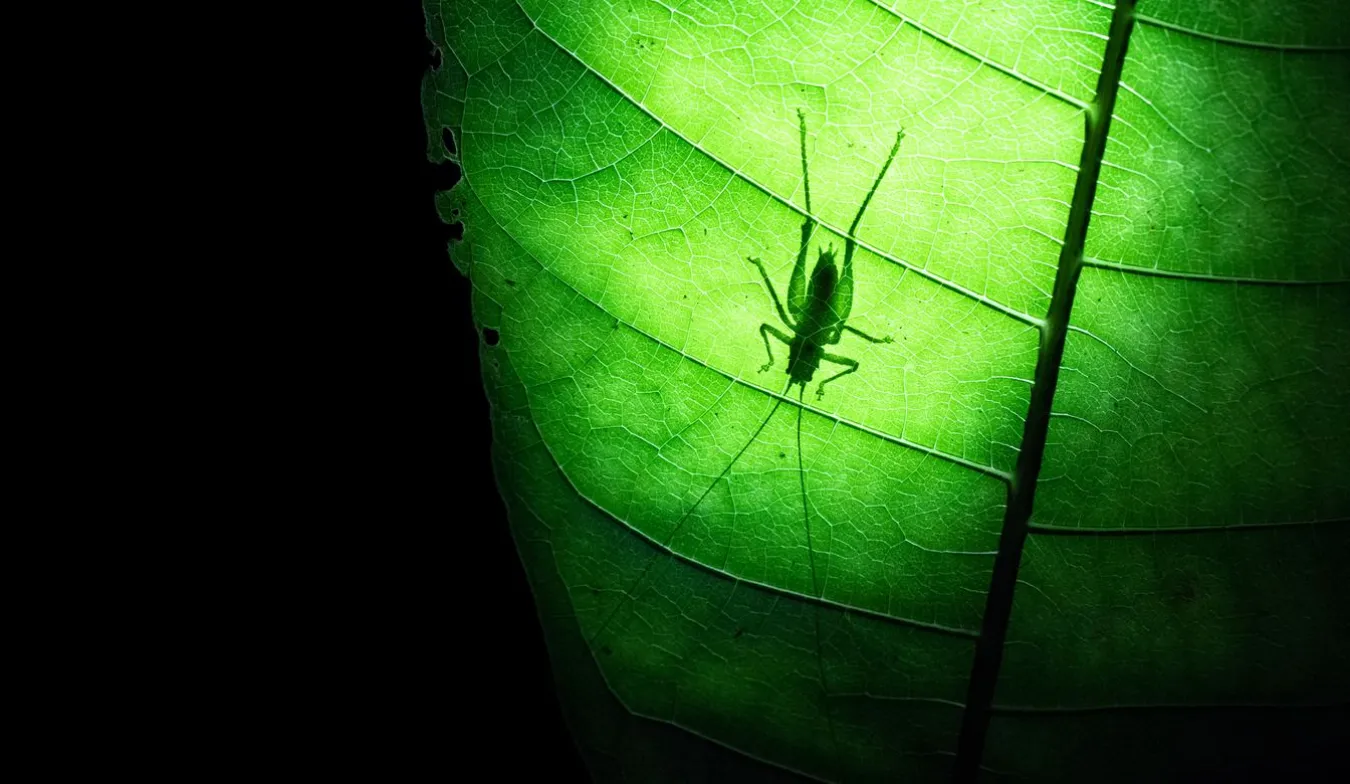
[425,0,1350,780]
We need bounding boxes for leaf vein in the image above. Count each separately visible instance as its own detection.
[514,0,1044,328]
[1135,14,1350,53]
[864,0,1092,110]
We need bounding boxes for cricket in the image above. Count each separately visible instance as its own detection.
[750,109,903,403]
[695,111,905,745]
[590,113,904,660]
[683,109,905,597]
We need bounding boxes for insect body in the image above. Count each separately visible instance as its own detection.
[590,112,904,668]
[721,110,904,596]
[698,114,905,752]
[637,110,907,602]
[749,110,904,401]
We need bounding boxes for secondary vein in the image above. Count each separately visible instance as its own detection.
[469,168,1014,482]
[1084,257,1350,286]
[863,0,1092,111]
[514,0,1044,329]
[521,403,982,639]
[1135,14,1350,53]
[1029,518,1350,536]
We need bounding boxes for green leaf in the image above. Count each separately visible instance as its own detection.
[425,0,1350,780]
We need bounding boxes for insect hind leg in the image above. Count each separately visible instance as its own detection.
[788,109,815,322]
[747,256,797,330]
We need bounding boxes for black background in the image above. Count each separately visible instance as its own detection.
[375,1,590,778]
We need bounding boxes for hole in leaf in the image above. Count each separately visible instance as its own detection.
[483,328,500,347]
[430,158,461,193]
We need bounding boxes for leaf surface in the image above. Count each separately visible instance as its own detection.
[425,0,1350,780]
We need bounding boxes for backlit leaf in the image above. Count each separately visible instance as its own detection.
[424,0,1350,779]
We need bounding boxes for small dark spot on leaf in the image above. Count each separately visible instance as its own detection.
[733,627,744,639]
[612,320,621,330]
[1167,572,1200,606]
[506,278,517,287]
[683,295,688,299]
[779,452,786,458]
[483,328,500,346]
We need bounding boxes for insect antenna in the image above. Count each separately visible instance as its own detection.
[670,378,794,540]
[797,383,841,753]
[585,378,794,645]
[797,383,819,596]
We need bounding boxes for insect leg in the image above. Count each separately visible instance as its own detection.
[747,256,797,329]
[814,352,860,400]
[758,323,793,372]
[787,109,815,322]
[843,324,894,344]
[838,127,906,326]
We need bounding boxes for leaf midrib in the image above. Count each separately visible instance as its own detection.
[953,1,1139,779]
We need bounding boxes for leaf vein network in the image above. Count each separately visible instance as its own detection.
[514,0,1046,329]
